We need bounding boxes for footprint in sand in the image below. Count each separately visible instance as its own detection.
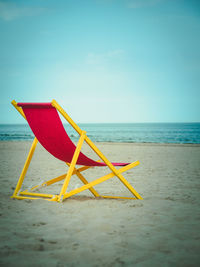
[48,240,57,244]
[72,243,79,250]
[129,203,143,208]
[34,244,45,251]
[32,222,46,226]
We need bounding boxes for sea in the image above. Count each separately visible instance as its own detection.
[0,123,200,144]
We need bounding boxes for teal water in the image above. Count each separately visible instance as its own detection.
[0,123,200,143]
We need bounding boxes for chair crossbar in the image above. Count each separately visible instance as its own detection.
[63,161,140,200]
[20,191,54,198]
[30,165,93,191]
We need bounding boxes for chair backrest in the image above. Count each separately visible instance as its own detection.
[18,102,105,166]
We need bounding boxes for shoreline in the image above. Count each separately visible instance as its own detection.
[1,140,200,147]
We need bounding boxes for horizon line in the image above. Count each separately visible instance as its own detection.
[1,121,200,125]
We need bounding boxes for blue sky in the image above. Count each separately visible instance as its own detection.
[0,0,200,123]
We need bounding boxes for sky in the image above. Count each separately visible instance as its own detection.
[0,0,200,123]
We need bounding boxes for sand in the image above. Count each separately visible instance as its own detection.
[0,141,200,267]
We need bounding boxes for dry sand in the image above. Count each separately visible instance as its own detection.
[0,141,200,267]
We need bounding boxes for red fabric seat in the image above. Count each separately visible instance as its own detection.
[18,102,128,167]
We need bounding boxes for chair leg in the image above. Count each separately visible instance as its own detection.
[11,138,38,198]
[58,131,86,202]
[66,163,100,197]
[84,136,143,199]
[115,172,143,199]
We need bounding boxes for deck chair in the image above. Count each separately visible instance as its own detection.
[11,100,142,202]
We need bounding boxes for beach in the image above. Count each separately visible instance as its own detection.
[0,141,200,266]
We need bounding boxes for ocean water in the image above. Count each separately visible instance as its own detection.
[0,123,200,144]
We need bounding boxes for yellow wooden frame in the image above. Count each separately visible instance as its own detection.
[11,99,143,202]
